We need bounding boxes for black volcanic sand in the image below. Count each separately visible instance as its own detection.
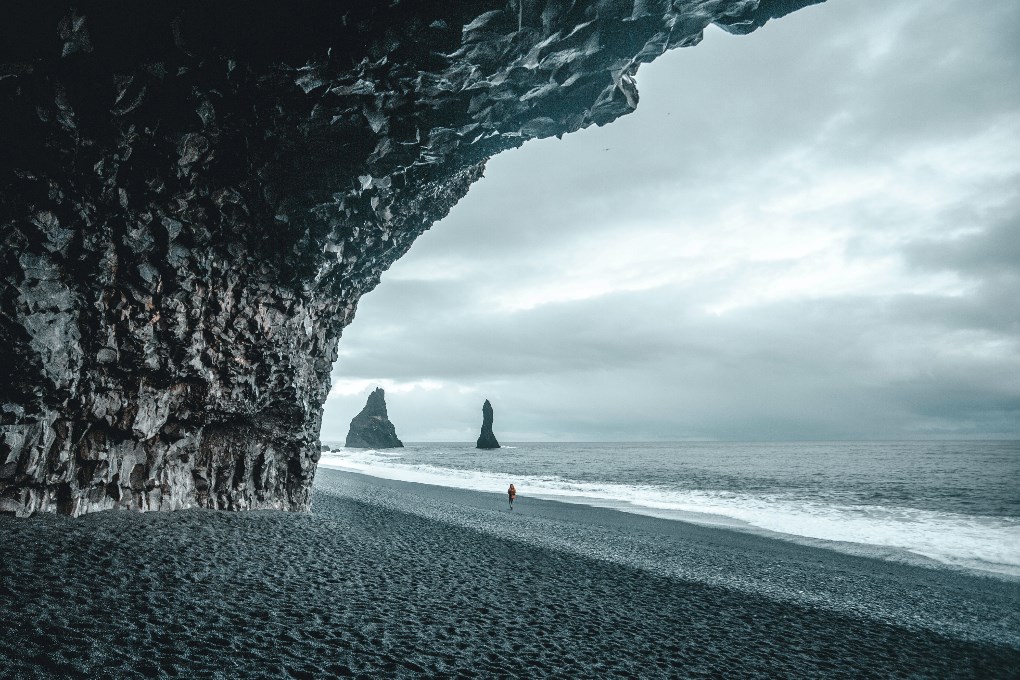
[1,469,1018,679]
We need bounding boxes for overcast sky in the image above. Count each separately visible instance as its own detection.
[321,0,1020,443]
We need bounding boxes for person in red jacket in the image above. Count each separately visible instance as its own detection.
[507,483,517,511]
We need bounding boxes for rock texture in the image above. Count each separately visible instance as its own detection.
[345,388,404,449]
[476,400,501,450]
[0,1,822,516]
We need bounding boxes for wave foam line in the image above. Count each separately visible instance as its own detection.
[318,451,1020,576]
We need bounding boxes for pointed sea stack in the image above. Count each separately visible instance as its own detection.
[476,399,501,450]
[345,388,403,449]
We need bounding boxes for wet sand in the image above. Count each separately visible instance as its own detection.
[1,468,1017,678]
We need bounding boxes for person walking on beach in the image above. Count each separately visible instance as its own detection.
[507,483,517,511]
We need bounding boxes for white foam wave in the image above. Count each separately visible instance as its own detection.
[318,450,1020,576]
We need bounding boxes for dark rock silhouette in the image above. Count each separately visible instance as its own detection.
[346,389,403,449]
[0,2,822,515]
[476,400,501,450]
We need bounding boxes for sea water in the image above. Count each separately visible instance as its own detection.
[318,440,1020,577]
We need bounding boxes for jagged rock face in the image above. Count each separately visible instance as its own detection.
[477,400,501,450]
[0,1,821,516]
[345,388,403,449]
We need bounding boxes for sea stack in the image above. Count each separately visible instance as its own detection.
[476,399,501,450]
[345,388,403,449]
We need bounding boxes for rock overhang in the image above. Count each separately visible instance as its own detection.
[0,0,824,516]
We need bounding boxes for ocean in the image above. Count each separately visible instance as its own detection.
[319,440,1020,577]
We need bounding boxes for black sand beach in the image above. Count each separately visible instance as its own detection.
[1,468,1018,678]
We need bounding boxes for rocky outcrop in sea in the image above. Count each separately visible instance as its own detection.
[345,388,403,449]
[0,1,822,516]
[476,400,501,450]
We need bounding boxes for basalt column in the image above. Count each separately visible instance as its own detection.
[0,1,822,516]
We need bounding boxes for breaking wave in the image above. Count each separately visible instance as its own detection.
[319,448,1020,577]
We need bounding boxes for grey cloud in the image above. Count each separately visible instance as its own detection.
[836,1,1020,145]
[904,216,1020,277]
[335,288,685,382]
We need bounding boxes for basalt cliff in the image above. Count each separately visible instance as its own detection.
[0,0,821,516]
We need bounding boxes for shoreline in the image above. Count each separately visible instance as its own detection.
[317,443,1020,580]
[324,466,1020,579]
[0,467,1016,678]
[316,469,1020,649]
